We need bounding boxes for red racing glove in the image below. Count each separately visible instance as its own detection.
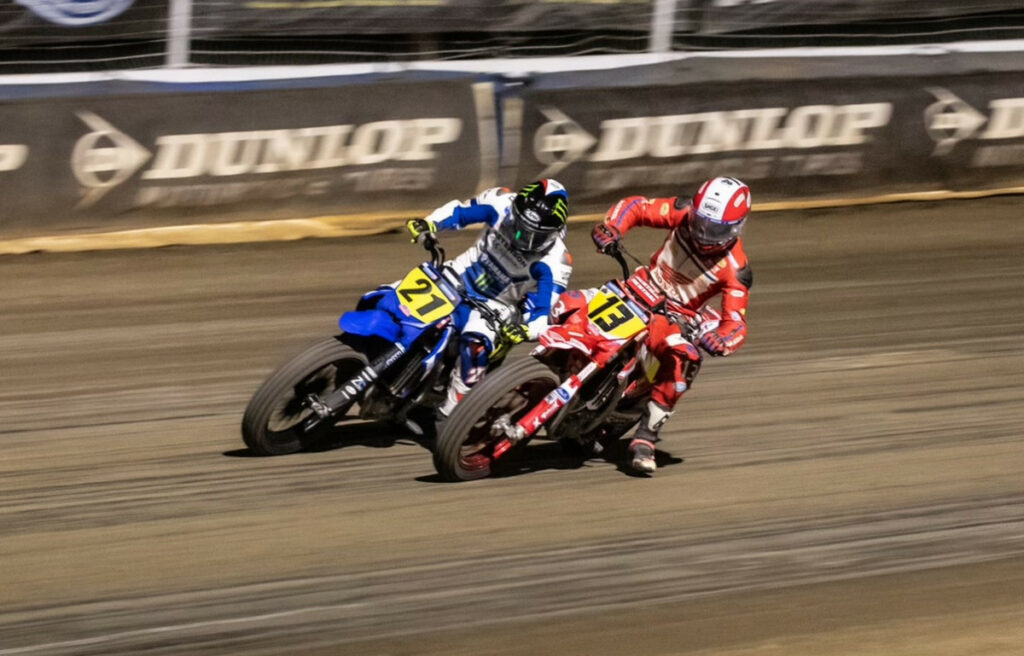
[591,223,621,254]
[699,331,727,357]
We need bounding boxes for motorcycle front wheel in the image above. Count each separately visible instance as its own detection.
[241,337,368,455]
[433,357,559,481]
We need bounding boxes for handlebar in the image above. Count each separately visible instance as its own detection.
[610,249,631,281]
[600,239,634,281]
[420,233,445,267]
[464,293,525,337]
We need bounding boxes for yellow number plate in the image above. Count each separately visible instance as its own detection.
[586,290,647,339]
[396,267,457,324]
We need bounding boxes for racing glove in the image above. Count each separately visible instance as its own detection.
[591,223,621,254]
[699,331,727,357]
[500,322,529,346]
[406,218,437,244]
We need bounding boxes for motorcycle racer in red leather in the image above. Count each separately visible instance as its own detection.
[591,176,753,474]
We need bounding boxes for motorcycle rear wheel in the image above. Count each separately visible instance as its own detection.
[241,338,367,455]
[433,357,559,481]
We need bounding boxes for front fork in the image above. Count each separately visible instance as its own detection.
[300,343,407,434]
[491,348,643,456]
[490,360,600,451]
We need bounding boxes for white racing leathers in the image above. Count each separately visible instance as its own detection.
[422,188,572,414]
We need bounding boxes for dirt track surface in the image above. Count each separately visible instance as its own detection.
[1,198,1022,655]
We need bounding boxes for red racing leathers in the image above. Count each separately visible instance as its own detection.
[603,195,752,410]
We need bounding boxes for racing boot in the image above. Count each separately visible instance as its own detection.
[438,374,471,418]
[628,400,672,474]
[439,335,489,418]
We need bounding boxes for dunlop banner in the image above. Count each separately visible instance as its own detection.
[512,56,1024,210]
[0,75,493,233]
[193,0,656,36]
[693,0,1024,34]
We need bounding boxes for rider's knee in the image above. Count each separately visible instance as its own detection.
[461,332,491,355]
[661,333,701,362]
[458,333,491,386]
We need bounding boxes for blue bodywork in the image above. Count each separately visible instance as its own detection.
[340,286,440,349]
[338,284,457,397]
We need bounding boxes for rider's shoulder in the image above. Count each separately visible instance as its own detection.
[543,237,573,267]
[728,238,749,265]
[720,240,751,282]
[475,186,515,206]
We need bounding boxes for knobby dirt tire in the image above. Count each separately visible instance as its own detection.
[241,338,367,456]
[433,357,559,481]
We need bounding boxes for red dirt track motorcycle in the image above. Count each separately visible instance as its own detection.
[432,246,716,481]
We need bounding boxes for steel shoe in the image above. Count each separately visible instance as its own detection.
[629,438,657,474]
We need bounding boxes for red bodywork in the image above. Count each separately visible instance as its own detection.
[506,275,671,443]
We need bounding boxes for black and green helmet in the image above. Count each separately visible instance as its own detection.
[505,179,569,252]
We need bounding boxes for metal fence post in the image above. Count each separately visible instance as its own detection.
[166,0,193,68]
[650,0,679,53]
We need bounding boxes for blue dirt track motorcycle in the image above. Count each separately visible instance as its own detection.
[241,235,522,456]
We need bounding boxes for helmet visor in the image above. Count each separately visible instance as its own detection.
[503,222,556,252]
[506,205,558,252]
[692,210,745,248]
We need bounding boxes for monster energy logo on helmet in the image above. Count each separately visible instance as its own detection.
[551,196,568,224]
[506,179,570,253]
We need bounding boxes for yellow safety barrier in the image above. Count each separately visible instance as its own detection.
[1,186,1022,255]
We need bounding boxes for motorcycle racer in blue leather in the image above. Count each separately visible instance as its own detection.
[406,179,572,417]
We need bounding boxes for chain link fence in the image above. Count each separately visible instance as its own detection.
[1,1,1023,73]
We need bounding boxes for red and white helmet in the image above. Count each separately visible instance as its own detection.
[689,176,751,254]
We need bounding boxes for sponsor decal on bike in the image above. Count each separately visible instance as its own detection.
[381,343,407,369]
[625,275,663,308]
[340,367,378,401]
